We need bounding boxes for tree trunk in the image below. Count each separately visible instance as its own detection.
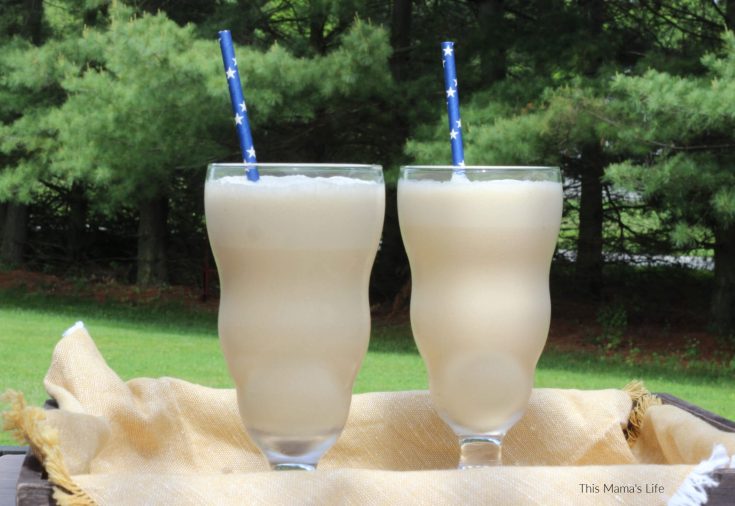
[389,0,413,82]
[137,196,168,286]
[475,0,507,83]
[726,0,735,31]
[309,3,327,55]
[572,0,606,296]
[0,203,6,238]
[711,222,735,334]
[576,152,604,297]
[388,0,413,166]
[1,203,28,266]
[24,0,43,44]
[66,183,87,262]
[579,0,605,75]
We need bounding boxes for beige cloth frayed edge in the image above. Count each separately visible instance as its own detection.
[623,380,662,447]
[1,390,95,506]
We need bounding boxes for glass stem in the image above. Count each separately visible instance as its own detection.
[458,434,504,469]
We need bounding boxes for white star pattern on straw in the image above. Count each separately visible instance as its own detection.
[456,119,462,128]
[226,67,236,79]
[454,79,458,87]
[247,147,256,159]
[232,57,237,66]
[446,87,456,98]
[450,129,459,140]
[239,101,247,112]
[459,160,465,166]
[234,113,243,125]
[443,46,453,57]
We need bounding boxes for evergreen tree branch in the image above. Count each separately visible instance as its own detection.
[710,0,728,24]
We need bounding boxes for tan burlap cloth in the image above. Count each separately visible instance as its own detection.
[3,323,735,505]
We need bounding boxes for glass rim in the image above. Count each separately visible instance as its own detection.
[208,162,382,170]
[400,165,558,171]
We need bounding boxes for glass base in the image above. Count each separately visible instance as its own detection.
[248,428,338,471]
[458,434,504,469]
[272,462,316,471]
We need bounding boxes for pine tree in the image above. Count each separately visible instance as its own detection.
[608,32,735,334]
[0,0,46,265]
[0,2,398,284]
[406,77,622,296]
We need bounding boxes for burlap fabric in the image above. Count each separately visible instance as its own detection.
[3,323,735,505]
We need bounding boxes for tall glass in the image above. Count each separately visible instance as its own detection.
[205,163,385,470]
[397,166,562,468]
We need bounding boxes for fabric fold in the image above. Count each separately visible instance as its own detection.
[3,322,734,506]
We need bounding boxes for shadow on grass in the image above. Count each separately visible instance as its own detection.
[0,287,217,334]
[3,287,732,386]
[369,322,418,354]
[538,348,733,385]
[370,318,733,384]
[1,286,423,350]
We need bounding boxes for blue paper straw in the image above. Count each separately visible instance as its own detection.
[441,41,464,171]
[218,30,259,181]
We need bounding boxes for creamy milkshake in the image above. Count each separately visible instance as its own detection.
[398,166,562,466]
[205,164,385,469]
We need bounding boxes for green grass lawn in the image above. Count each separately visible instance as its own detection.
[1,290,733,446]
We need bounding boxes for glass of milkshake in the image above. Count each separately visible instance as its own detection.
[397,166,562,468]
[205,163,385,470]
